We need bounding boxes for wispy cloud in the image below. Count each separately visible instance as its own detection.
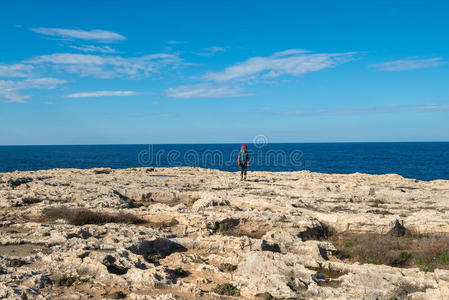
[271,49,311,57]
[69,45,116,53]
[166,40,186,45]
[31,28,126,42]
[66,91,137,98]
[0,64,34,78]
[373,57,445,71]
[195,46,227,56]
[0,78,67,103]
[204,49,356,82]
[165,84,250,99]
[28,53,184,79]
[263,104,449,116]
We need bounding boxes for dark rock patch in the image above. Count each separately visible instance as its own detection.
[128,238,187,264]
[261,240,281,253]
[103,255,128,275]
[8,177,33,188]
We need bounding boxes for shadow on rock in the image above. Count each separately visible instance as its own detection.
[128,238,187,264]
[298,224,332,241]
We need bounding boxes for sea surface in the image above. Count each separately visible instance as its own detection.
[0,142,448,181]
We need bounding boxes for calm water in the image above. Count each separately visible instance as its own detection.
[0,142,448,181]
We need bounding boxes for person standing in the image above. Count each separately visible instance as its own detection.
[238,144,250,181]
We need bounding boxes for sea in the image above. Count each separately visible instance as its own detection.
[0,142,448,181]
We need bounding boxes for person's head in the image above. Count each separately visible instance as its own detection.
[241,144,247,152]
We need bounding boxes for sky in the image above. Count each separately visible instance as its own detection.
[0,0,448,145]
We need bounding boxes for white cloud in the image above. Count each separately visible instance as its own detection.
[0,64,34,78]
[195,46,227,56]
[271,49,311,57]
[0,78,67,103]
[165,84,250,99]
[373,57,445,71]
[204,50,356,82]
[29,53,184,79]
[66,91,137,98]
[31,28,126,42]
[69,45,116,53]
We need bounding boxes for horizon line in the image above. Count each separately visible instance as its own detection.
[1,140,449,147]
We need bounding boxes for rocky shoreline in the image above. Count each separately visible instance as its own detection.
[0,167,449,299]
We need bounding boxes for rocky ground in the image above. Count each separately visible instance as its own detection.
[0,167,449,300]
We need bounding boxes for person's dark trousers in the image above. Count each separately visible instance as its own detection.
[240,164,247,180]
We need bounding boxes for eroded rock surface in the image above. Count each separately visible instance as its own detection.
[0,167,448,299]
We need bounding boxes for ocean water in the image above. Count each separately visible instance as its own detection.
[0,142,448,181]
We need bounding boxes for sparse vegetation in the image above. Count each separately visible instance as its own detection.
[331,232,449,271]
[216,219,240,236]
[110,291,126,299]
[55,275,89,287]
[211,283,240,296]
[173,267,190,277]
[186,255,202,263]
[169,218,179,226]
[42,207,144,225]
[219,263,237,272]
[299,223,334,241]
[278,215,288,222]
[261,292,274,300]
[125,198,144,208]
[147,254,163,264]
[170,197,181,204]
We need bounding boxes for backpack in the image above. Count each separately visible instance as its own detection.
[239,151,248,165]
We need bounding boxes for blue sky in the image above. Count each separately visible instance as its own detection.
[1,0,448,145]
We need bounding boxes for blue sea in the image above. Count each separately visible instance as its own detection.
[0,142,448,181]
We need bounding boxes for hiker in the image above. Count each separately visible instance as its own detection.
[238,144,250,181]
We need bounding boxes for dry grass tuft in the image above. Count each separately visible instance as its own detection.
[331,232,449,272]
[42,207,144,225]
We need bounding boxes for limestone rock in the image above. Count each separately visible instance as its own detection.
[0,167,448,299]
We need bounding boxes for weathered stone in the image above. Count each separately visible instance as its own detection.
[0,167,448,299]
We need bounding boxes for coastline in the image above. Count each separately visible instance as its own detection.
[1,166,449,299]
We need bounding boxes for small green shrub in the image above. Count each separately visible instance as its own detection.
[171,197,181,204]
[186,255,202,263]
[169,218,179,226]
[211,283,240,296]
[219,263,237,272]
[147,254,163,264]
[261,292,274,300]
[110,291,126,299]
[55,275,88,287]
[216,219,239,236]
[400,251,412,260]
[173,267,189,277]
